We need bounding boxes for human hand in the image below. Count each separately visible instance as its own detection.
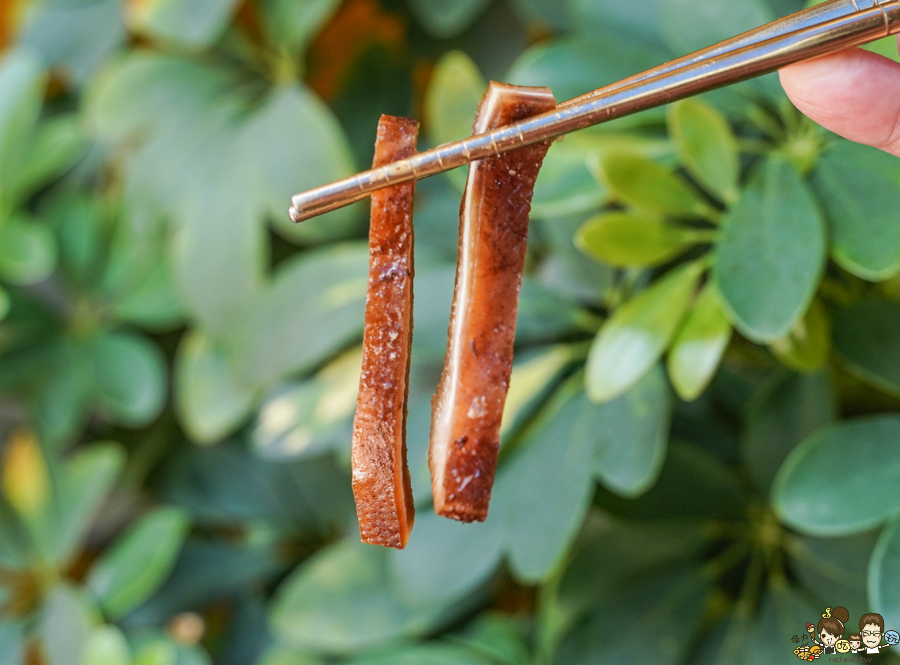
[780,43,900,156]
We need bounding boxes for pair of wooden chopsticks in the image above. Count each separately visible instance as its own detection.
[289,0,900,224]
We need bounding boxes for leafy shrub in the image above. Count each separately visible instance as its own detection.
[1,0,899,663]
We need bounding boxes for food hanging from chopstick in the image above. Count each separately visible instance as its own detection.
[429,82,557,523]
[351,115,419,549]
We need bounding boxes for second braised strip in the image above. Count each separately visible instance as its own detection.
[429,83,557,522]
[351,114,418,549]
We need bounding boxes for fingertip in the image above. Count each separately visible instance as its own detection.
[779,48,900,156]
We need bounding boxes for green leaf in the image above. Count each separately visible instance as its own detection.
[234,243,368,388]
[742,370,835,494]
[508,34,668,116]
[576,212,701,268]
[813,137,900,280]
[554,566,711,665]
[595,443,746,521]
[667,283,732,401]
[424,51,485,191]
[18,0,125,86]
[86,53,235,145]
[52,195,105,286]
[175,331,257,444]
[269,540,447,654]
[91,332,167,427]
[134,639,178,665]
[0,50,44,193]
[126,0,241,50]
[41,585,98,665]
[493,376,602,582]
[597,152,715,220]
[833,299,900,398]
[535,130,672,219]
[531,136,608,219]
[113,260,185,330]
[54,443,126,566]
[241,84,359,245]
[657,0,773,56]
[569,0,663,46]
[0,216,58,285]
[12,115,87,204]
[0,285,8,321]
[586,260,704,404]
[788,530,876,614]
[559,517,712,624]
[593,364,672,497]
[668,99,739,204]
[869,512,900,631]
[500,344,575,438]
[773,414,900,536]
[425,51,486,148]
[172,156,266,335]
[450,614,530,665]
[769,298,831,373]
[252,348,360,459]
[347,644,492,665]
[82,626,131,665]
[390,511,502,605]
[260,0,341,55]
[408,0,492,38]
[160,442,353,528]
[696,585,817,665]
[0,621,24,665]
[515,279,595,345]
[714,158,826,342]
[87,507,190,619]
[255,645,322,665]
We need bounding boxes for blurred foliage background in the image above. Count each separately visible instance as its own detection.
[2,0,900,663]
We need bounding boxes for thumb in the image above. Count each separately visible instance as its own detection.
[779,45,900,157]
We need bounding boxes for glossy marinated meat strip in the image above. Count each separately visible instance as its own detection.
[351,114,418,548]
[429,83,557,522]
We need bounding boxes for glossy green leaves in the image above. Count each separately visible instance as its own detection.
[833,299,900,397]
[773,415,900,536]
[668,99,739,204]
[425,51,486,147]
[0,216,57,285]
[175,332,257,444]
[667,284,732,401]
[409,0,492,38]
[260,0,342,56]
[493,379,600,582]
[0,50,45,195]
[270,541,447,654]
[770,298,831,373]
[91,332,167,427]
[243,84,358,245]
[813,140,900,280]
[657,0,773,56]
[587,260,704,403]
[87,507,190,618]
[714,158,826,342]
[597,152,716,220]
[126,0,242,50]
[424,51,486,190]
[576,212,703,268]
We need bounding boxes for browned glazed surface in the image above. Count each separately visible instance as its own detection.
[351,114,418,548]
[429,83,557,522]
